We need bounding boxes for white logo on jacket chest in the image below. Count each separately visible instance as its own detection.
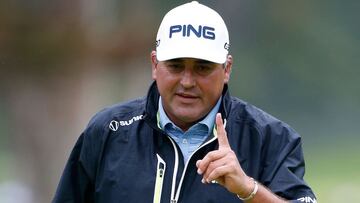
[109,115,143,131]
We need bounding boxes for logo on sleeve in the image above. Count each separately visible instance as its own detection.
[297,196,317,203]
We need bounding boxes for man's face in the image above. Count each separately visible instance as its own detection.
[151,51,232,131]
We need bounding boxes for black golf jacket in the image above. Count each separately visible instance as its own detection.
[53,82,316,203]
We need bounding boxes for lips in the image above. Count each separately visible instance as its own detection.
[176,93,197,98]
[175,92,199,103]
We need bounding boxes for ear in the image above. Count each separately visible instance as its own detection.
[150,51,158,80]
[223,55,233,84]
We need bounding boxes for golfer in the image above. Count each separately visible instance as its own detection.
[53,1,317,202]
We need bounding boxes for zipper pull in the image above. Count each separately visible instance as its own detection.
[159,162,165,178]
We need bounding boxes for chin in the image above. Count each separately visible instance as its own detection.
[176,112,202,123]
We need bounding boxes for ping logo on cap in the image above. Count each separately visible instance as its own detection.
[169,24,215,40]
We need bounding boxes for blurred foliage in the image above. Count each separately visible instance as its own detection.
[0,0,359,202]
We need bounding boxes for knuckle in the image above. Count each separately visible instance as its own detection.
[207,151,217,159]
[225,149,234,156]
[208,162,216,171]
[210,169,221,179]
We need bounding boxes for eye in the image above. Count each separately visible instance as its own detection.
[195,64,214,76]
[166,63,184,73]
[197,65,210,71]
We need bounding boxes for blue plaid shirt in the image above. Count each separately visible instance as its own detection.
[158,97,222,163]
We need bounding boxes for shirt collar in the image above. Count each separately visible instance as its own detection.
[158,96,222,132]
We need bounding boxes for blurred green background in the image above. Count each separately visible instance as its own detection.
[0,0,359,202]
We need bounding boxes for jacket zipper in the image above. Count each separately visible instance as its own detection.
[169,119,227,203]
[154,110,227,202]
[153,154,166,203]
[167,137,180,203]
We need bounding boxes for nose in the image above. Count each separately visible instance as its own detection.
[180,69,196,88]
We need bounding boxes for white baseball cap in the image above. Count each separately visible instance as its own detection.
[155,1,230,64]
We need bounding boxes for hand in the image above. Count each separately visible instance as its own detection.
[196,113,253,197]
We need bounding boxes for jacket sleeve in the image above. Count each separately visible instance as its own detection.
[52,132,95,203]
[52,111,104,203]
[260,123,317,203]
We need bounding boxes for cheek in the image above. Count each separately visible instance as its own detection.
[199,78,224,100]
[156,74,177,95]
[201,76,224,90]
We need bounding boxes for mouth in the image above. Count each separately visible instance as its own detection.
[176,93,198,98]
[175,93,199,103]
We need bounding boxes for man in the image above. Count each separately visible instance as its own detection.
[53,1,316,202]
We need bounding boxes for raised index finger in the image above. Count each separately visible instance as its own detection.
[215,113,230,148]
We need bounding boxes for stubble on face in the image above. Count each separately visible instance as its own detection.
[152,54,232,131]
